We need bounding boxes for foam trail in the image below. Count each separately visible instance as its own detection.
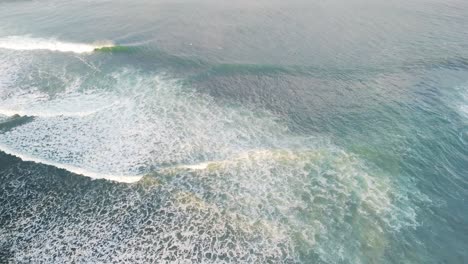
[0,143,141,183]
[0,36,114,54]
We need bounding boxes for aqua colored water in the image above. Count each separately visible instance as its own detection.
[0,0,467,263]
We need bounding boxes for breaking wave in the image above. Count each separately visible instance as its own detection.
[0,67,424,262]
[0,35,114,53]
[0,143,140,183]
[0,39,429,264]
[0,66,289,181]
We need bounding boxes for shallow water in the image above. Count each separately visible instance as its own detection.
[0,0,467,263]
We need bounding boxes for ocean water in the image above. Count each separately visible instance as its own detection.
[0,0,467,263]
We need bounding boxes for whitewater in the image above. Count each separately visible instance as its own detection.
[0,36,114,53]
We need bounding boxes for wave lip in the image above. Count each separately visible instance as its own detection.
[0,144,142,183]
[0,36,114,54]
[0,108,107,118]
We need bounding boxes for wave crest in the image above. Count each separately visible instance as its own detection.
[0,36,114,53]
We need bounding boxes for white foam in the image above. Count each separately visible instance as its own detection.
[153,147,422,263]
[0,108,107,118]
[0,35,113,54]
[0,144,427,263]
[0,70,283,181]
[0,52,28,90]
[0,52,120,118]
[0,65,425,262]
[0,92,120,118]
[177,162,211,170]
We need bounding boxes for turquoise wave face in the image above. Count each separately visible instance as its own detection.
[0,0,467,263]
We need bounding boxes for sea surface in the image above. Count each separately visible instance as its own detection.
[0,0,467,263]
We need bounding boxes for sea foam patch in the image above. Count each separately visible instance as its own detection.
[0,144,425,263]
[0,90,120,118]
[0,69,284,180]
[157,148,422,263]
[0,50,119,118]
